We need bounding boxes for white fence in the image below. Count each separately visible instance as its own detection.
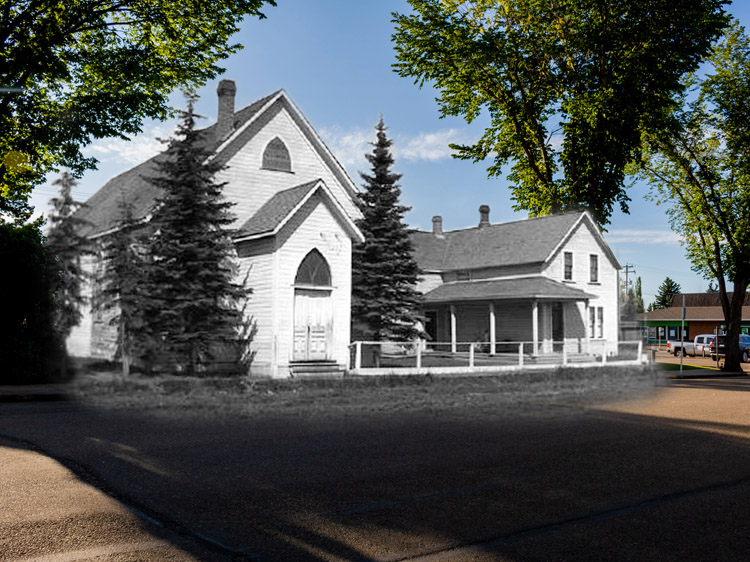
[348,340,645,375]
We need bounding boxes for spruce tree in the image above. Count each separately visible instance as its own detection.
[45,171,91,376]
[95,199,150,376]
[352,117,422,341]
[143,94,248,376]
[653,277,682,310]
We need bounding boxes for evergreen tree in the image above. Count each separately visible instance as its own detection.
[352,117,423,341]
[653,277,682,310]
[95,199,150,376]
[45,171,91,376]
[143,94,248,376]
[634,277,645,313]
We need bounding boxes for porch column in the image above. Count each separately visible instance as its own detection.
[532,299,539,356]
[450,304,457,354]
[489,302,496,355]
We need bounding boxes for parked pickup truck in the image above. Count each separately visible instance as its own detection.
[666,334,716,358]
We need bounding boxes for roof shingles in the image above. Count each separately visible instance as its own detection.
[423,276,596,303]
[75,91,280,238]
[238,180,320,237]
[411,213,583,271]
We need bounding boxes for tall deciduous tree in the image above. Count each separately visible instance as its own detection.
[45,171,91,376]
[638,21,750,371]
[352,117,423,341]
[392,0,729,225]
[143,95,247,376]
[652,277,682,311]
[0,0,275,223]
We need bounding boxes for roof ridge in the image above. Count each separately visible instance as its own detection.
[435,210,584,235]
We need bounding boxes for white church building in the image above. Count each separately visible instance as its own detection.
[70,81,364,377]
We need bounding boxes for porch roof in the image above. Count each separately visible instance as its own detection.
[423,276,597,304]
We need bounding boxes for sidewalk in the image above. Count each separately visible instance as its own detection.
[0,436,213,561]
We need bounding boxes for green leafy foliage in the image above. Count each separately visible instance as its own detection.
[141,95,249,376]
[0,0,275,223]
[638,21,750,370]
[392,0,729,225]
[352,117,423,341]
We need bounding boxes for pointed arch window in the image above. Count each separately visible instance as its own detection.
[262,137,292,172]
[295,249,331,287]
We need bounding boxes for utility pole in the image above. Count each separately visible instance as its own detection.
[623,264,636,292]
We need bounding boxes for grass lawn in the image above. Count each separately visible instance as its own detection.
[655,363,718,372]
[73,365,665,419]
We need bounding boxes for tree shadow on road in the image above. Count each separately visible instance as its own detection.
[2,378,750,561]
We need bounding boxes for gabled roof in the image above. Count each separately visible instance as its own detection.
[75,89,358,238]
[668,292,750,307]
[423,276,596,304]
[235,179,364,243]
[412,212,602,271]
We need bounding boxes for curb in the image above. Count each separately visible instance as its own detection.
[0,384,74,403]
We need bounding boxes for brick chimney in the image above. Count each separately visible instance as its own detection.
[216,79,236,141]
[479,205,490,228]
[432,216,444,237]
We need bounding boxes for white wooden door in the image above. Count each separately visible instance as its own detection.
[293,289,332,361]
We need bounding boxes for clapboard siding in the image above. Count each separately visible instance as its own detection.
[543,220,619,351]
[236,239,276,376]
[219,108,357,233]
[274,194,352,375]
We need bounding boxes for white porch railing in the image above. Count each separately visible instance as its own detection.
[348,340,644,375]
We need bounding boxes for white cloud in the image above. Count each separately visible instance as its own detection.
[318,125,372,168]
[85,122,178,166]
[319,125,475,174]
[605,229,683,245]
[397,128,470,161]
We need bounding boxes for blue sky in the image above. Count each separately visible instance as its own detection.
[29,0,750,306]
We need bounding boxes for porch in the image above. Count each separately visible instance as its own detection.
[421,277,598,357]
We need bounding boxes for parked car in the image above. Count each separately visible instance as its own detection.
[666,334,716,358]
[709,334,750,362]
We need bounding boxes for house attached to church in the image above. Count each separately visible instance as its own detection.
[69,81,364,377]
[411,208,621,356]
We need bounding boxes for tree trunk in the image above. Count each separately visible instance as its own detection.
[721,278,749,372]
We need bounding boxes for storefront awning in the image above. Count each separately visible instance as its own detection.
[423,277,597,304]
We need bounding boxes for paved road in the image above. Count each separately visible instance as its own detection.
[2,376,750,561]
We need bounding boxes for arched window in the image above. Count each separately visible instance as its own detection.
[295,249,331,287]
[262,137,292,172]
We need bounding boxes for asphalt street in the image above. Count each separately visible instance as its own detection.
[1,374,750,561]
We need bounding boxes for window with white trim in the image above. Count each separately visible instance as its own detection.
[564,252,573,281]
[597,307,604,338]
[590,254,599,283]
[589,307,596,338]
